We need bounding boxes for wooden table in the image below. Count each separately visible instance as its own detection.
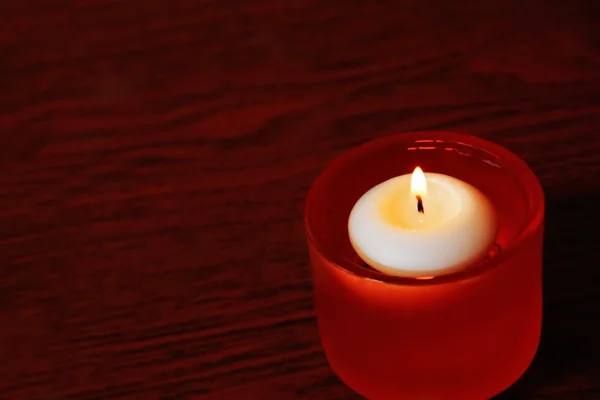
[1,1,599,398]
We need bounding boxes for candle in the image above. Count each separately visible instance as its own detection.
[348,167,497,277]
[305,132,544,399]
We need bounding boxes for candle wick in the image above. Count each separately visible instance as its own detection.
[416,195,424,214]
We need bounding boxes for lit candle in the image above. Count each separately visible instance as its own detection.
[348,167,497,277]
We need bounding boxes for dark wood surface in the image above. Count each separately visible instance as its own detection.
[1,1,599,398]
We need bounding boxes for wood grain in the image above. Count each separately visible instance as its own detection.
[0,0,599,398]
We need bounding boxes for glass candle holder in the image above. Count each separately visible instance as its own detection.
[304,132,544,400]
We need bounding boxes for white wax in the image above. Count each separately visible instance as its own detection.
[348,173,497,277]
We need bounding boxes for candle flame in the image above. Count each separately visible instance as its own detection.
[411,167,427,196]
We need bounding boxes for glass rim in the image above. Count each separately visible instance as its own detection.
[304,131,545,286]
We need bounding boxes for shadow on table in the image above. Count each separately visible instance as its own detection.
[494,190,600,399]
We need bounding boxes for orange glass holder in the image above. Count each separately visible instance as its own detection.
[304,132,544,400]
